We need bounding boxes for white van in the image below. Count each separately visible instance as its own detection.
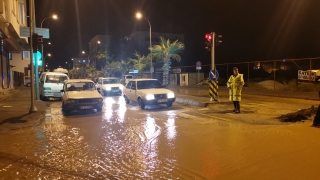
[53,68,68,75]
[39,72,69,100]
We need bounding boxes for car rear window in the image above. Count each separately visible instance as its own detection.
[46,75,68,83]
[137,80,163,89]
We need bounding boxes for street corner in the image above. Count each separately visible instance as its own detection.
[0,88,20,103]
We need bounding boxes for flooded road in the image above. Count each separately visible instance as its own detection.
[0,96,319,179]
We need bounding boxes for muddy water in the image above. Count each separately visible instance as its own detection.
[0,96,319,179]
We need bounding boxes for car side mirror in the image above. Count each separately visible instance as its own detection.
[60,90,64,92]
[97,88,100,91]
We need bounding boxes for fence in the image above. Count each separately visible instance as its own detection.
[171,57,320,88]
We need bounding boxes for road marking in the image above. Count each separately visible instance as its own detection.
[179,111,230,122]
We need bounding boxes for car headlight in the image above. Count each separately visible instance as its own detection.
[66,99,76,104]
[167,92,175,98]
[119,85,124,90]
[105,87,111,91]
[146,94,155,100]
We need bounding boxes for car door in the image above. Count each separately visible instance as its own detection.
[124,81,132,100]
[130,81,138,102]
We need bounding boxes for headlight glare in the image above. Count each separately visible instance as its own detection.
[146,94,155,100]
[167,92,175,98]
[105,87,111,91]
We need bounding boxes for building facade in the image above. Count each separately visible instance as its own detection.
[88,35,112,69]
[0,0,28,90]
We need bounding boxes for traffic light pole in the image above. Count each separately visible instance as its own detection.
[29,0,37,112]
[211,32,215,70]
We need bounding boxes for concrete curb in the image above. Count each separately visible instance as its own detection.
[0,89,20,103]
[175,97,207,107]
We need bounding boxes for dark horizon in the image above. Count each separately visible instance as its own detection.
[34,0,320,70]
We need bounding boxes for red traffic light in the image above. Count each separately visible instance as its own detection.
[37,36,43,43]
[205,34,212,41]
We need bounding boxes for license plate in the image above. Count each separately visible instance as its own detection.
[80,106,93,109]
[158,99,168,103]
[53,93,61,96]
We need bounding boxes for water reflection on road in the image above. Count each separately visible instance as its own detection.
[0,96,320,179]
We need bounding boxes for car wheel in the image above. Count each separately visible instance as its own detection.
[26,83,31,87]
[62,102,70,115]
[138,98,145,110]
[97,107,102,112]
[166,102,173,107]
[124,95,130,104]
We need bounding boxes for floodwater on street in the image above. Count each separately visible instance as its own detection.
[0,96,320,179]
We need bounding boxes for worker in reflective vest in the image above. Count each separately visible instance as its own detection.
[227,67,245,113]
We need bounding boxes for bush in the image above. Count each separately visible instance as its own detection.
[296,83,316,92]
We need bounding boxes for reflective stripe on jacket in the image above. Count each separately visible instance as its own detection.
[227,74,244,101]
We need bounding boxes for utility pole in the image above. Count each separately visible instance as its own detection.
[29,0,37,112]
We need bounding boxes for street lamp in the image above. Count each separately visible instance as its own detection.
[66,62,70,70]
[40,14,57,71]
[136,12,153,78]
[97,40,108,74]
[82,51,89,63]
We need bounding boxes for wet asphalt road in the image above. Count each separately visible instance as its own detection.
[0,95,320,179]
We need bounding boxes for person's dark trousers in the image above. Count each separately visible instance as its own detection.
[233,101,240,112]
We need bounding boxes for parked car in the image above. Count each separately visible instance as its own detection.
[96,77,124,96]
[61,79,103,115]
[39,72,69,100]
[123,79,176,109]
[120,75,133,85]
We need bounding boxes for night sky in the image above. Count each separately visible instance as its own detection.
[34,0,320,70]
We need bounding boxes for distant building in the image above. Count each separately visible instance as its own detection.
[72,57,90,69]
[88,35,112,69]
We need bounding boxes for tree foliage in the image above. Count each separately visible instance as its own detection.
[150,36,185,85]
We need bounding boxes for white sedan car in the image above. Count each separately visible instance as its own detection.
[61,79,103,115]
[96,77,124,96]
[123,79,175,109]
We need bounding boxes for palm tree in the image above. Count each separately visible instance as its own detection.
[129,52,149,78]
[151,36,184,86]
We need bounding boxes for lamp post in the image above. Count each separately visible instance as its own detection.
[66,62,70,70]
[136,12,153,78]
[82,51,89,63]
[40,14,57,71]
[97,40,108,74]
[71,58,74,69]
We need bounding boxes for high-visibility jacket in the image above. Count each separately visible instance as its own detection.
[227,73,245,101]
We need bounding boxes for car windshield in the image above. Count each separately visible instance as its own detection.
[137,80,163,89]
[46,75,68,83]
[103,79,119,84]
[66,82,96,91]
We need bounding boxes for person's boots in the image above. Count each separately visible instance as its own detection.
[235,102,240,113]
[313,105,320,126]
[233,101,237,112]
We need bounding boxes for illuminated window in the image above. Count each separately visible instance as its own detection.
[22,51,30,59]
[19,4,25,25]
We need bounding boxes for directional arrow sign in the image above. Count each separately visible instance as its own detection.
[209,69,219,81]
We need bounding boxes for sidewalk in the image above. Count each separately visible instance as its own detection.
[168,85,320,107]
[0,87,47,134]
